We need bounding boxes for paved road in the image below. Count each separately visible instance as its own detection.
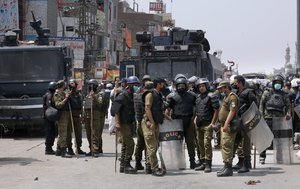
[0,130,300,189]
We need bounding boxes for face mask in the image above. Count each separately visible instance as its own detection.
[274,83,282,90]
[220,92,226,97]
[133,86,139,92]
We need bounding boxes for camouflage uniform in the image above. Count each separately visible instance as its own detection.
[53,86,71,158]
[259,88,291,161]
[84,91,106,156]
[66,90,84,154]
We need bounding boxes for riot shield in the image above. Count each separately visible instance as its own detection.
[159,119,186,170]
[242,103,274,154]
[295,104,300,118]
[241,102,261,133]
[272,117,293,164]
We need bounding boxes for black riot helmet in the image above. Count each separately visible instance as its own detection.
[48,81,57,91]
[69,79,78,89]
[195,78,209,89]
[88,79,98,92]
[272,74,284,83]
[175,77,188,86]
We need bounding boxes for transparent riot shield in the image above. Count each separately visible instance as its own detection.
[272,117,293,164]
[242,103,274,154]
[159,119,186,170]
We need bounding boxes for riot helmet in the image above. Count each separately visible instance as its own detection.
[174,74,187,81]
[175,77,188,85]
[272,74,284,90]
[188,76,198,83]
[88,79,98,92]
[291,78,300,88]
[213,78,222,86]
[142,75,151,82]
[195,78,209,89]
[48,81,57,91]
[106,83,113,90]
[69,79,78,90]
[127,76,140,84]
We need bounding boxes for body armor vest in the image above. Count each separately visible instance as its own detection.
[195,92,213,122]
[119,90,135,124]
[238,88,254,115]
[134,93,144,122]
[69,92,82,110]
[172,91,195,118]
[151,90,164,124]
[265,90,285,114]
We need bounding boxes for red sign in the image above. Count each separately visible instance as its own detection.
[149,2,163,11]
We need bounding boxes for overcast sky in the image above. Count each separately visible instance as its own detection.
[125,0,297,74]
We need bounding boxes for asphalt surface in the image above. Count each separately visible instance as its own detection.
[0,129,300,189]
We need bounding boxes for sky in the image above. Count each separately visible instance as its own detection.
[125,0,297,74]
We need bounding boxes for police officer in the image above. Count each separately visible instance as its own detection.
[133,77,153,172]
[165,76,197,169]
[53,80,72,158]
[259,75,291,164]
[217,81,239,177]
[232,75,258,173]
[194,78,220,173]
[42,81,57,155]
[141,78,166,176]
[84,79,106,157]
[113,76,140,174]
[66,79,86,155]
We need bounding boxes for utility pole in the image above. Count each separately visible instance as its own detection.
[78,0,98,82]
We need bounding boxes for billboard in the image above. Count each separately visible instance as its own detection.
[149,2,163,12]
[0,0,19,34]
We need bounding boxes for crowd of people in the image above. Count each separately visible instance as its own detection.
[42,73,300,177]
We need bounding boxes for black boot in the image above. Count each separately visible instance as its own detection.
[124,160,137,174]
[135,160,144,170]
[61,148,72,158]
[152,168,164,177]
[55,146,62,156]
[232,157,244,170]
[67,147,75,156]
[145,165,152,174]
[259,157,265,164]
[77,148,86,155]
[120,160,125,173]
[195,159,205,171]
[217,165,225,174]
[45,146,55,155]
[217,163,233,177]
[238,159,251,173]
[190,158,196,169]
[204,160,212,173]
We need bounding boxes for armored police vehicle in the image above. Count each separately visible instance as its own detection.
[120,28,224,81]
[0,14,72,133]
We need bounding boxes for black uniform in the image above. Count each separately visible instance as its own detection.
[166,91,196,166]
[43,91,56,153]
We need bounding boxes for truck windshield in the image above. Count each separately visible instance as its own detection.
[0,49,64,82]
[147,61,171,79]
[147,60,197,79]
[172,61,196,79]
